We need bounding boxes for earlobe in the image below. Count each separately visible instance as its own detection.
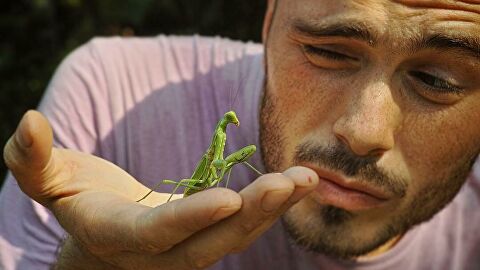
[262,0,277,43]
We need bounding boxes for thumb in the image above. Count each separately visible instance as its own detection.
[3,110,55,203]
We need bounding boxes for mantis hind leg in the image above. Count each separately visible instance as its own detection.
[163,179,205,190]
[136,179,168,203]
[224,168,233,188]
[136,178,206,203]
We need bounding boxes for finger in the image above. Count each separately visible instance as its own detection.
[56,187,242,256]
[233,166,319,251]
[163,166,319,269]
[133,188,242,253]
[3,110,56,204]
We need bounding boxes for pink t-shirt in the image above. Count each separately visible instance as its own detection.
[0,36,479,270]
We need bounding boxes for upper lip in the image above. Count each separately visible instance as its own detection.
[302,163,392,200]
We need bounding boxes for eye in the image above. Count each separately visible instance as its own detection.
[303,45,353,61]
[301,45,359,70]
[407,70,466,104]
[409,71,463,94]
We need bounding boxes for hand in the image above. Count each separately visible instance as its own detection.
[3,110,319,270]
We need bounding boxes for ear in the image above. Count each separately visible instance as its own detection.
[262,0,277,44]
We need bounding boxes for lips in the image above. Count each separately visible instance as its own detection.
[302,163,392,211]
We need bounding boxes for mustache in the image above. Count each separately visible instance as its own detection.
[294,142,407,198]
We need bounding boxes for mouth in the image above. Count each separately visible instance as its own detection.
[301,163,392,211]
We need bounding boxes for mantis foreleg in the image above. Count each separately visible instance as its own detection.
[136,111,262,204]
[243,161,263,176]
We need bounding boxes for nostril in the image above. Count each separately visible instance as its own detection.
[366,148,386,158]
[335,133,350,147]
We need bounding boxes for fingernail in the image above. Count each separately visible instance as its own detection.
[261,190,290,212]
[15,116,33,148]
[288,176,319,203]
[211,207,238,221]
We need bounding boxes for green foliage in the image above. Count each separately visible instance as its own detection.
[0,0,266,186]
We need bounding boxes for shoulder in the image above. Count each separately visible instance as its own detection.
[462,156,480,211]
[420,156,480,266]
[435,156,480,235]
[81,35,263,73]
[372,157,480,269]
[63,35,263,92]
[460,156,480,208]
[84,34,263,54]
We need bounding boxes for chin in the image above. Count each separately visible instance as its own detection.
[280,196,405,259]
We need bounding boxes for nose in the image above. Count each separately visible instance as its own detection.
[333,80,401,157]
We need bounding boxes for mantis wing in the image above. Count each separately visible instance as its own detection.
[190,154,208,180]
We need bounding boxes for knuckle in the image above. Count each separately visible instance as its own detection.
[256,173,293,191]
[135,231,172,254]
[169,199,198,231]
[142,243,172,254]
[134,211,174,253]
[255,173,279,184]
[235,216,266,234]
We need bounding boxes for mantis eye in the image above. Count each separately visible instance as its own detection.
[224,111,239,125]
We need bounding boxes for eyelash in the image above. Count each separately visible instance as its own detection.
[303,45,352,61]
[303,45,465,97]
[409,71,463,94]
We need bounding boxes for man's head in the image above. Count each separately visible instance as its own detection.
[259,0,480,259]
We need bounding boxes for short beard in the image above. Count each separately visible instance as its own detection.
[259,81,479,259]
[280,204,400,259]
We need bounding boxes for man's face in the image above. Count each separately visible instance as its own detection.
[260,0,480,259]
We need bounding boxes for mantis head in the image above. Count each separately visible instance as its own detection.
[224,111,240,126]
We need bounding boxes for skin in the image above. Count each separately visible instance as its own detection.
[261,0,480,259]
[2,0,480,269]
[4,112,319,270]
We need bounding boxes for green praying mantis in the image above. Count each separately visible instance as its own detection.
[136,110,263,203]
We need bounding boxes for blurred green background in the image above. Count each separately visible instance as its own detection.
[0,0,267,187]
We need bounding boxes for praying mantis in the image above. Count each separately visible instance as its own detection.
[136,110,262,203]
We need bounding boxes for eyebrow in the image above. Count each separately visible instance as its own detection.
[419,34,480,58]
[291,19,378,45]
[291,18,480,59]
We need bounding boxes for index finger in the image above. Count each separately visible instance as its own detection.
[133,187,242,253]
[163,166,319,269]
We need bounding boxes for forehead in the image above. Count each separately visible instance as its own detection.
[277,0,480,42]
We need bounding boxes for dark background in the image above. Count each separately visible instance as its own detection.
[0,0,267,187]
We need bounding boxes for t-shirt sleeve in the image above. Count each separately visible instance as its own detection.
[473,156,480,185]
[0,39,108,270]
[0,34,264,270]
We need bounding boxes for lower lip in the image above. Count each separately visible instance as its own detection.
[313,177,387,211]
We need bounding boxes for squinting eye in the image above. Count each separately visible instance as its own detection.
[303,45,353,61]
[409,71,463,94]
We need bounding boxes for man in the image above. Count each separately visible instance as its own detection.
[1,0,479,269]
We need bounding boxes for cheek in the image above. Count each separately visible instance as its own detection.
[399,104,480,193]
[266,46,346,142]
[267,49,312,113]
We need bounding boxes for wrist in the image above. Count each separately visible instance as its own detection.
[54,236,117,270]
